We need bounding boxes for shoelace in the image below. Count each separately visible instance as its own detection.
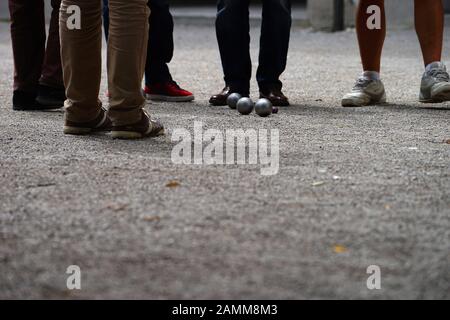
[353,77,373,90]
[167,81,181,90]
[143,109,162,129]
[428,69,450,82]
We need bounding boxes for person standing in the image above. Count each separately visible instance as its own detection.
[342,0,450,107]
[8,0,66,110]
[103,0,194,102]
[210,0,292,107]
[60,0,164,139]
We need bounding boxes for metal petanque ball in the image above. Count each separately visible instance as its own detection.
[237,97,254,115]
[255,98,273,117]
[227,93,242,109]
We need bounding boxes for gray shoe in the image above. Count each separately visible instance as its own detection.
[419,62,450,103]
[342,76,386,107]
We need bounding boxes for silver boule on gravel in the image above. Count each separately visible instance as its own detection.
[226,93,242,109]
[237,97,254,115]
[255,98,273,117]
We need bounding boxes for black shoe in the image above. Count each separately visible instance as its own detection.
[12,91,42,111]
[36,85,66,108]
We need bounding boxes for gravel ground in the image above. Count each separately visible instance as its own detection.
[0,21,449,300]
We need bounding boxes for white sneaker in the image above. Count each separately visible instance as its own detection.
[342,76,386,107]
[419,62,450,103]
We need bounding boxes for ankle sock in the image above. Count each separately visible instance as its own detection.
[362,71,380,81]
[425,61,443,72]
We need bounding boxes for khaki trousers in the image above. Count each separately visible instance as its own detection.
[59,0,149,125]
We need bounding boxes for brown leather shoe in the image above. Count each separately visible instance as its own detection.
[111,110,165,140]
[64,108,112,135]
[260,88,290,107]
[209,86,233,106]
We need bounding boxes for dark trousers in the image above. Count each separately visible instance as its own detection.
[8,0,63,93]
[216,0,292,94]
[103,0,174,85]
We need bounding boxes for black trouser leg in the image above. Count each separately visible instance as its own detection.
[9,0,46,93]
[40,0,63,88]
[102,0,109,39]
[257,0,292,91]
[216,0,251,94]
[145,0,174,85]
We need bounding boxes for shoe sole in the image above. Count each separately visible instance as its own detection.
[342,99,387,107]
[420,87,450,104]
[342,93,386,107]
[14,104,63,111]
[110,131,144,139]
[63,126,94,135]
[146,94,195,102]
[111,128,165,140]
[209,101,227,106]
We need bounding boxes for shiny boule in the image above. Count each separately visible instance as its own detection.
[255,98,273,117]
[227,93,242,109]
[237,97,254,115]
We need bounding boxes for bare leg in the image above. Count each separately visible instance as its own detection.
[356,0,386,73]
[415,0,444,66]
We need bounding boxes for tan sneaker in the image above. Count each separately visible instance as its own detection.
[64,108,112,135]
[111,110,165,139]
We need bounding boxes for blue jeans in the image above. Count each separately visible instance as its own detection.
[103,0,174,85]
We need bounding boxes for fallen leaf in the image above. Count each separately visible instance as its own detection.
[384,204,391,210]
[444,139,450,144]
[142,216,161,223]
[166,181,180,188]
[333,245,348,254]
[105,203,128,212]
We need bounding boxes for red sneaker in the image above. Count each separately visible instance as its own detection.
[144,82,194,102]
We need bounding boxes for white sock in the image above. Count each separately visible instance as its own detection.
[425,61,443,72]
[362,71,380,81]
